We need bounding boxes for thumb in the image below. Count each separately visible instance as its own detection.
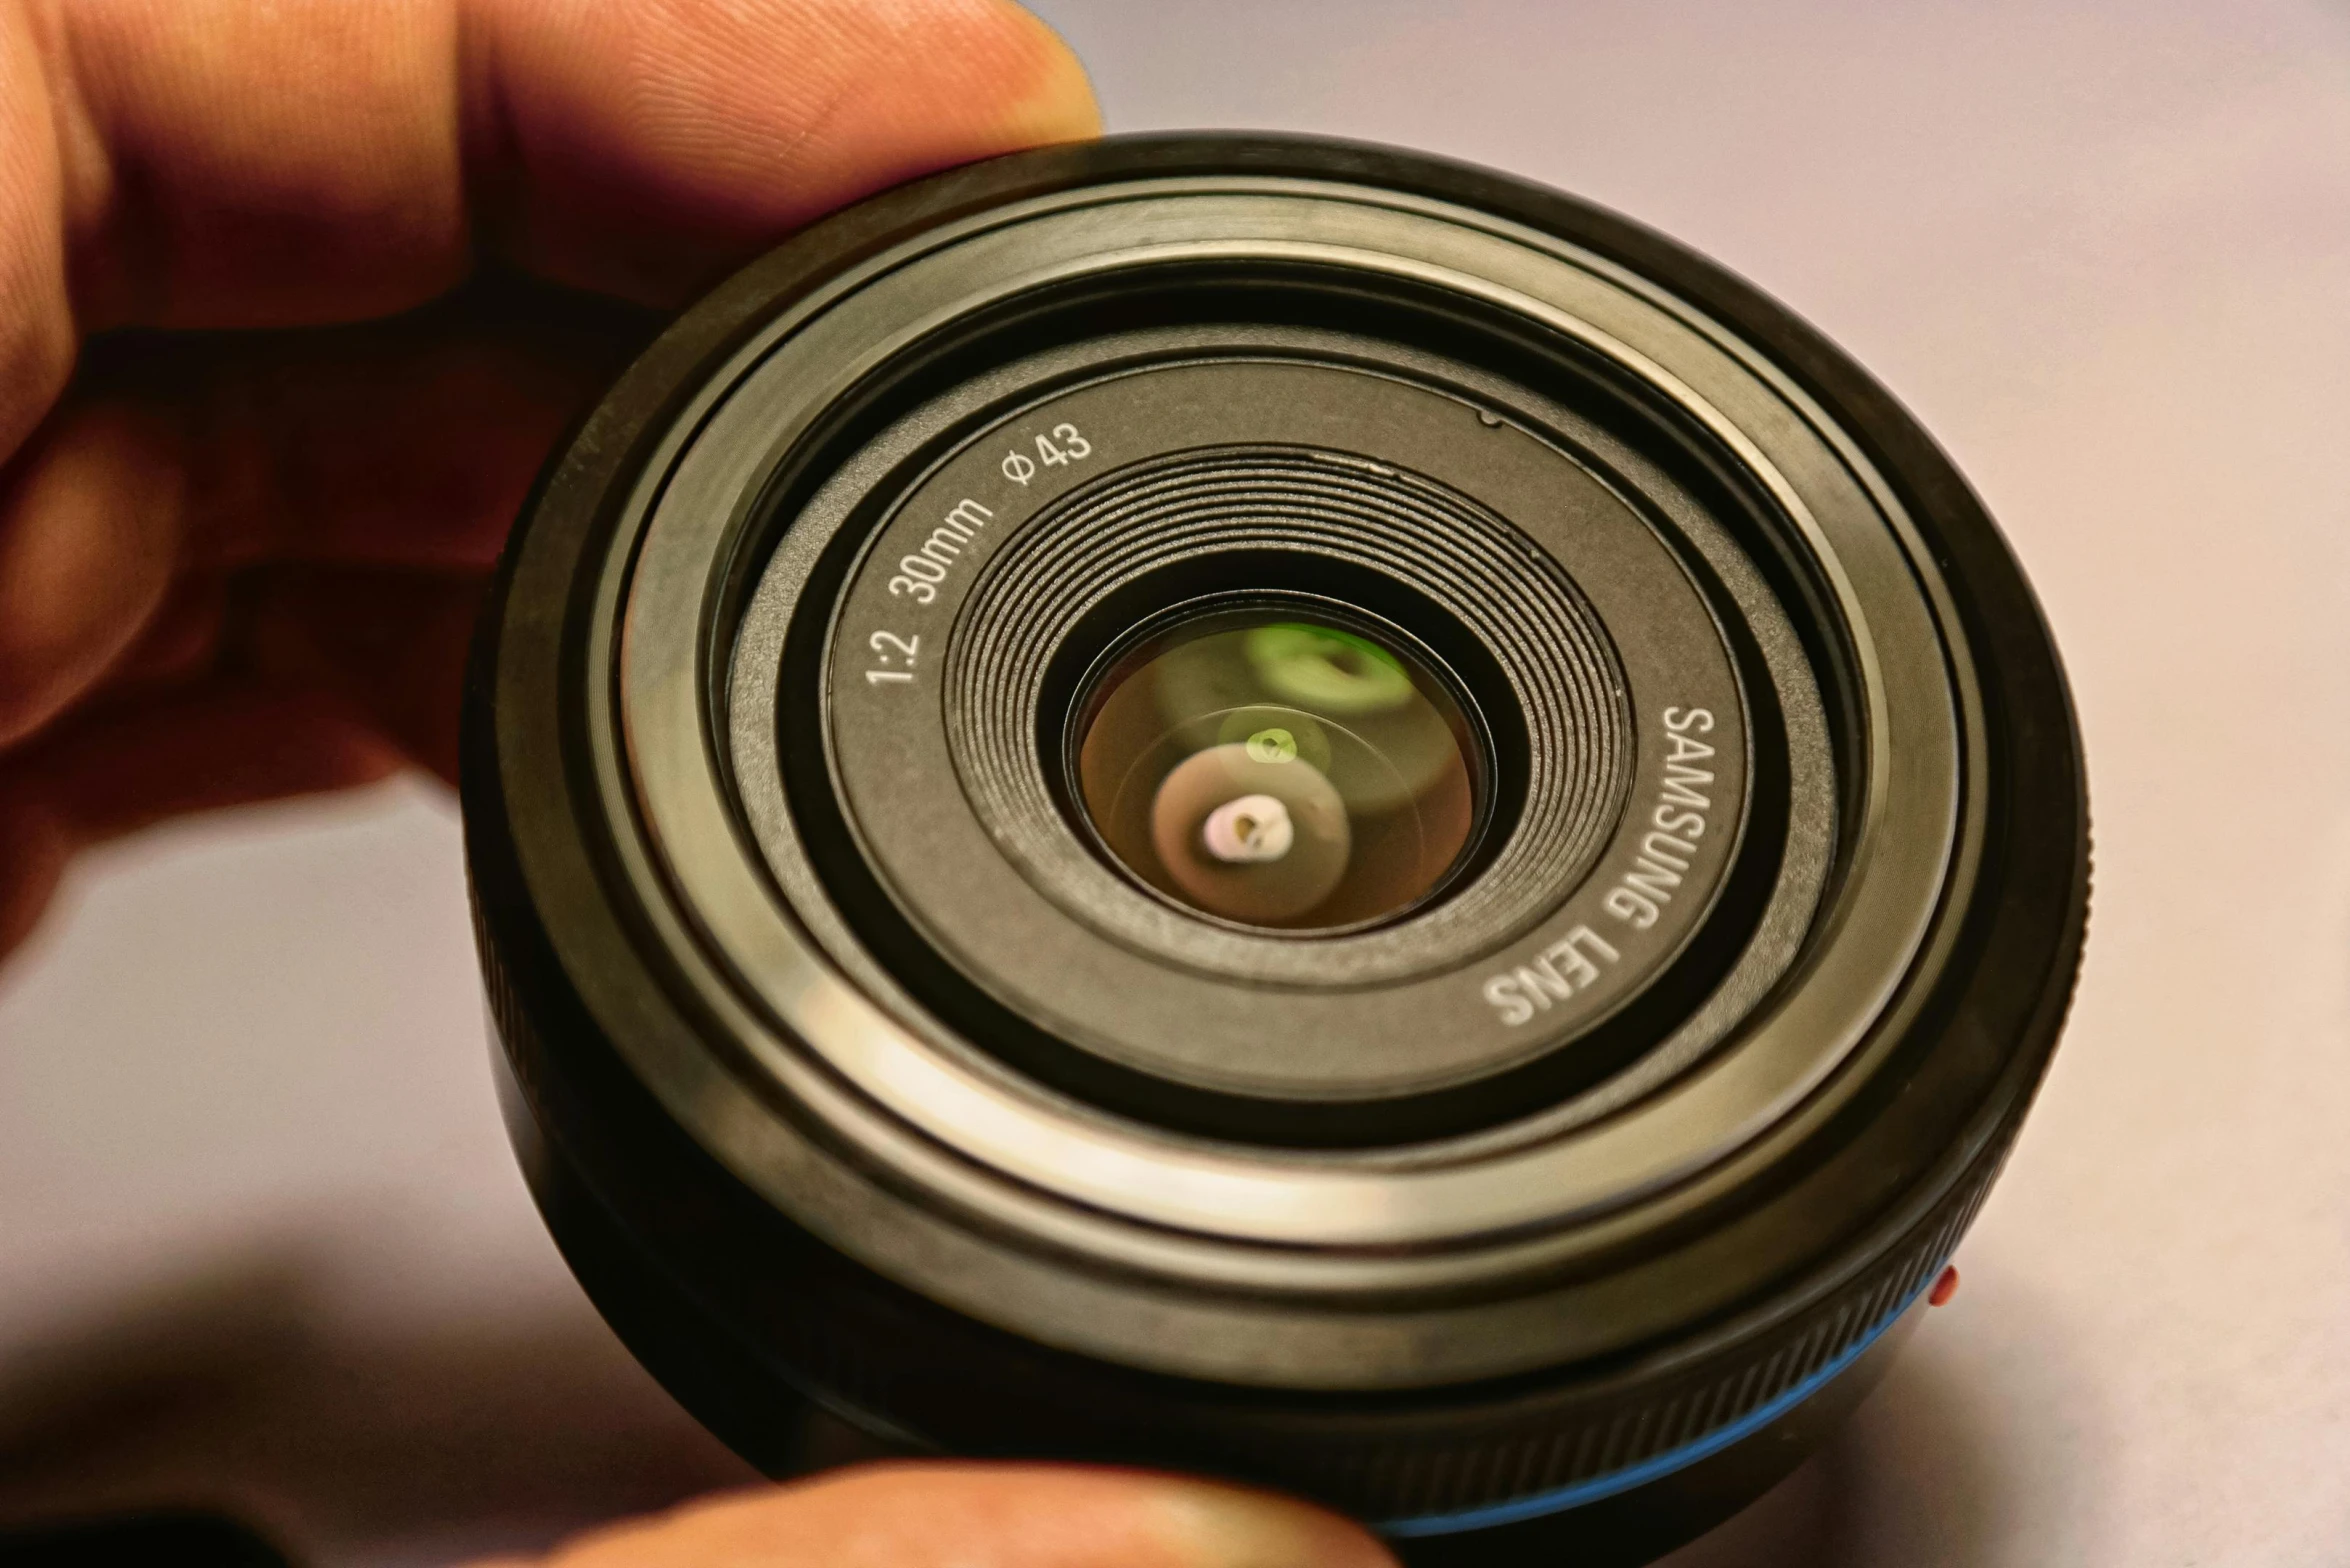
[477,1463,1400,1568]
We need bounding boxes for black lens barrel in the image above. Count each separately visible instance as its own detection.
[463,134,2087,1565]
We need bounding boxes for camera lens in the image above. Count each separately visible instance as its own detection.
[463,135,2088,1565]
[1073,606,1482,930]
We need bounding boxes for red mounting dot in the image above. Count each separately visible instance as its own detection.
[1927,1265,1960,1307]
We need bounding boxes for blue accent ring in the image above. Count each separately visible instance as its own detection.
[1377,1275,1937,1539]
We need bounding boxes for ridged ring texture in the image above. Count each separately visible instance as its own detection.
[947,443,1632,983]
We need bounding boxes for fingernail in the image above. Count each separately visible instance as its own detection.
[996,10,1105,142]
[1150,1481,1400,1568]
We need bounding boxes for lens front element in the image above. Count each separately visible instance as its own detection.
[1077,613,1479,930]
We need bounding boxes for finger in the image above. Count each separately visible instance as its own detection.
[139,278,649,572]
[0,400,184,745]
[233,565,487,785]
[0,0,76,464]
[20,0,1096,335]
[467,0,1100,304]
[0,678,402,958]
[506,1465,1399,1568]
[89,569,226,697]
[0,284,633,746]
[59,564,484,784]
[0,561,473,961]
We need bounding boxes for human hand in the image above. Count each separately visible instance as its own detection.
[0,4,1402,1558]
[0,0,1088,959]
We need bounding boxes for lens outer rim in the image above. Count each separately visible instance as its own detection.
[463,134,2086,1519]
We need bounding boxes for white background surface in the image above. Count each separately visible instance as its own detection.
[4,2,2348,1562]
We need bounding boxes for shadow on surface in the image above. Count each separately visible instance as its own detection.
[1660,1294,2066,1568]
[0,1243,754,1566]
[0,1245,2082,1567]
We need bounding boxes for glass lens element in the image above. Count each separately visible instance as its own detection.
[1075,612,1479,931]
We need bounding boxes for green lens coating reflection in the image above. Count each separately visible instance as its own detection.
[1077,613,1479,931]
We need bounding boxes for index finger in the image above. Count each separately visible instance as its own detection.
[0,0,1098,449]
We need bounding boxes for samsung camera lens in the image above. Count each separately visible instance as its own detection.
[464,136,2089,1565]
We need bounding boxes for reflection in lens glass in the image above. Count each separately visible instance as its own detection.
[1076,612,1479,931]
